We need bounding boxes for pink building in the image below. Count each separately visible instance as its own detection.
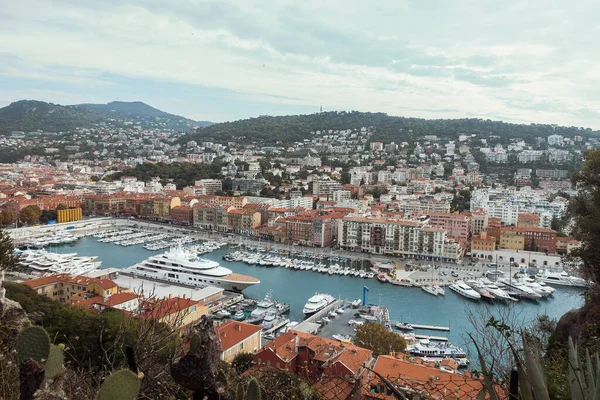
[419,212,470,245]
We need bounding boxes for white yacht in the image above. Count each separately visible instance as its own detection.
[421,284,439,296]
[302,293,336,316]
[126,246,259,292]
[480,279,516,302]
[449,281,481,300]
[433,284,445,296]
[536,270,590,288]
[18,249,101,276]
[498,278,542,300]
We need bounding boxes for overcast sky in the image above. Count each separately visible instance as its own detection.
[1,0,599,127]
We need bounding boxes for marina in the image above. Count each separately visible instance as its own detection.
[15,234,584,349]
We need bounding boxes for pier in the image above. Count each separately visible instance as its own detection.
[414,334,448,341]
[409,324,450,331]
[294,299,345,334]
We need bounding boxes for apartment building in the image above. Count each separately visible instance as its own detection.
[23,274,119,305]
[338,217,448,259]
[471,231,497,252]
[312,179,342,195]
[194,179,223,195]
[417,212,470,245]
[517,214,541,229]
[193,204,234,231]
[470,208,488,236]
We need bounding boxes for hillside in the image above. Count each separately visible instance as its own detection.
[0,100,212,134]
[184,111,600,144]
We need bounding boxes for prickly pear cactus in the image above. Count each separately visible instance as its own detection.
[15,326,51,364]
[246,378,261,400]
[98,369,141,400]
[44,344,65,379]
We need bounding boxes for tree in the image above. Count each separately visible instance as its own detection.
[569,149,600,284]
[0,228,18,272]
[18,205,42,226]
[90,175,99,182]
[353,322,406,357]
[56,204,68,211]
[231,352,254,374]
[0,210,16,227]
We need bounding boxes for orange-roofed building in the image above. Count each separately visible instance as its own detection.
[517,213,541,229]
[254,330,373,399]
[138,296,208,329]
[215,320,262,362]
[365,355,495,399]
[23,274,119,304]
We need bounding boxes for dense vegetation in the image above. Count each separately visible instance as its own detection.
[0,100,210,134]
[111,161,225,189]
[184,111,600,144]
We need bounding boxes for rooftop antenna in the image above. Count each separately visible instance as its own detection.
[320,104,323,113]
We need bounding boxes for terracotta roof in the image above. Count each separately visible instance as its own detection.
[139,297,199,321]
[216,321,262,352]
[371,355,488,399]
[102,292,139,307]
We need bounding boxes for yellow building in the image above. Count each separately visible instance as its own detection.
[499,227,525,250]
[23,274,118,304]
[139,296,208,329]
[57,208,83,223]
[471,231,497,252]
[216,321,263,362]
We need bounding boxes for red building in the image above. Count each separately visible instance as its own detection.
[522,228,557,253]
[170,206,193,225]
[254,330,373,399]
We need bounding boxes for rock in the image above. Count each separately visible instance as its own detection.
[0,296,30,336]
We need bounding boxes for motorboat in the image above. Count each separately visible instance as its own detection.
[466,279,496,300]
[395,322,414,331]
[302,293,336,316]
[481,279,517,302]
[232,310,246,321]
[498,278,542,300]
[125,246,259,292]
[536,270,590,288]
[407,339,467,359]
[215,309,231,319]
[449,280,481,300]
[433,284,445,296]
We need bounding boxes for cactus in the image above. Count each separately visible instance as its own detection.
[15,326,51,364]
[44,344,65,379]
[235,381,245,400]
[246,377,261,400]
[98,369,141,400]
[567,337,600,400]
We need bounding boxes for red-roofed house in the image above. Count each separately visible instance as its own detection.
[216,320,262,362]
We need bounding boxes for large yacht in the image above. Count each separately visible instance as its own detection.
[126,247,259,292]
[448,280,481,300]
[302,293,336,316]
[17,249,101,275]
[536,270,590,288]
[407,339,468,360]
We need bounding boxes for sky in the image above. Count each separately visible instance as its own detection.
[0,0,599,127]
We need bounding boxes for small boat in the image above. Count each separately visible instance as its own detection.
[360,314,377,321]
[395,322,414,331]
[421,284,439,296]
[332,334,352,342]
[232,310,246,321]
[328,310,338,318]
[351,299,362,308]
[215,309,231,319]
[377,274,388,283]
[433,284,445,296]
[336,308,345,314]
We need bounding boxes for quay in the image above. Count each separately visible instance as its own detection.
[409,324,450,332]
[414,334,448,342]
[294,299,345,334]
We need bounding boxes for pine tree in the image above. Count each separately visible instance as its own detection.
[0,227,18,271]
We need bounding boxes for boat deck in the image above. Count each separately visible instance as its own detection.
[226,272,260,283]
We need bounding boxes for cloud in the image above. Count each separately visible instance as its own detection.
[0,0,599,127]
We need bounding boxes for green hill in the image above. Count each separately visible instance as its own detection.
[0,100,212,134]
[184,111,599,144]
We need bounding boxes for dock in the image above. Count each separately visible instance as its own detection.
[409,324,450,332]
[414,334,448,341]
[295,299,345,334]
[263,318,290,335]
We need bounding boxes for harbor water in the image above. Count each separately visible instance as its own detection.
[54,237,584,347]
